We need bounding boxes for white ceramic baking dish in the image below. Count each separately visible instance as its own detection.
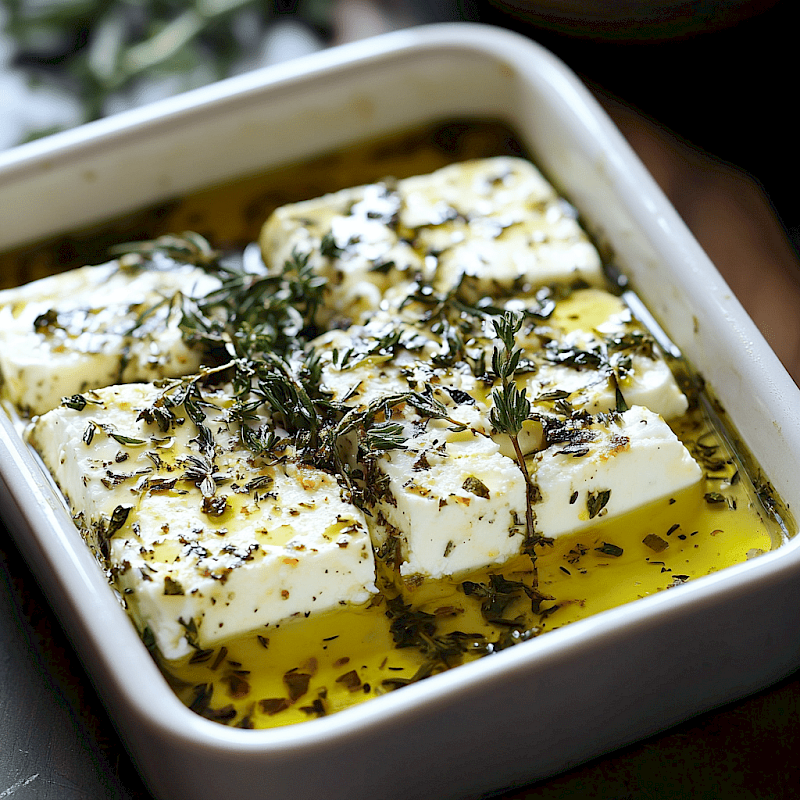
[2,22,800,800]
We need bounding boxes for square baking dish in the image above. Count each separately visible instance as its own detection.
[2,22,800,800]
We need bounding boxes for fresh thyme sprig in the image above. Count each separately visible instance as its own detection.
[488,312,546,590]
[398,276,557,379]
[250,353,321,451]
[109,231,221,268]
[109,233,337,467]
[108,232,327,362]
[181,247,325,362]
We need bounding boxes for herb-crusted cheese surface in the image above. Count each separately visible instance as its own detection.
[9,149,784,729]
[531,406,703,539]
[515,288,690,421]
[28,383,377,660]
[368,405,529,580]
[259,157,604,325]
[0,258,218,416]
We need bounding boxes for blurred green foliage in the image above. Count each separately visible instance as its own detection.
[3,0,333,135]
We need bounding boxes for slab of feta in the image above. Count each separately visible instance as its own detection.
[308,316,480,412]
[530,406,703,539]
[259,157,604,323]
[260,181,425,325]
[0,258,218,416]
[368,406,528,581]
[528,329,688,421]
[402,158,604,297]
[499,288,689,421]
[27,382,377,660]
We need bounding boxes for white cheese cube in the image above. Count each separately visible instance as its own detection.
[370,407,528,580]
[400,157,604,295]
[530,406,703,539]
[259,157,604,323]
[27,383,377,660]
[531,342,688,421]
[260,182,425,324]
[512,288,689,421]
[0,259,218,416]
[309,317,480,411]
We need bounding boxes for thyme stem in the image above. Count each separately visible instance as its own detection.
[488,311,545,591]
[508,431,540,590]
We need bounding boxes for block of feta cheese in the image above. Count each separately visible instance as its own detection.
[27,382,377,660]
[530,339,688,421]
[367,405,528,581]
[308,315,481,412]
[496,287,690,421]
[259,157,604,324]
[0,258,218,417]
[522,326,689,422]
[260,181,426,325]
[529,406,703,539]
[401,158,604,298]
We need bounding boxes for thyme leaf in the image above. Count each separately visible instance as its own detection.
[61,393,102,411]
[363,421,407,452]
[587,489,612,520]
[595,542,623,558]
